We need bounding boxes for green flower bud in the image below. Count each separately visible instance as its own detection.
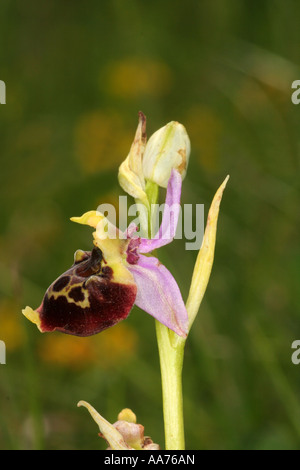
[142,121,190,188]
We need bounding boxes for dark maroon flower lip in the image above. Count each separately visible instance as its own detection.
[34,246,137,337]
[38,280,137,337]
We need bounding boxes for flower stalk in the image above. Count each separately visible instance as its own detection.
[145,175,229,450]
[155,321,186,449]
[145,181,186,450]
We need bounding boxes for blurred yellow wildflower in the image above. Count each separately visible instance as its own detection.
[38,322,138,370]
[102,58,172,98]
[185,106,222,172]
[74,111,132,174]
[235,78,270,119]
[0,300,25,350]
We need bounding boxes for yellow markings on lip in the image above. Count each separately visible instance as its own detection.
[48,281,91,309]
[74,249,88,264]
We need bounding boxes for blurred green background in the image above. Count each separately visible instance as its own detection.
[0,0,300,450]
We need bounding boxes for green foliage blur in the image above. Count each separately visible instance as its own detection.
[0,0,300,450]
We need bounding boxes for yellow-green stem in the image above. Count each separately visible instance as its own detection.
[155,322,186,450]
[144,179,186,450]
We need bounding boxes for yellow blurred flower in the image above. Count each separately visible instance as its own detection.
[102,58,172,98]
[0,300,25,350]
[38,322,138,370]
[98,323,138,367]
[74,111,132,174]
[1,205,61,266]
[185,106,223,172]
[234,78,270,119]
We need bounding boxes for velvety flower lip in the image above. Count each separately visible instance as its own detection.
[23,246,137,337]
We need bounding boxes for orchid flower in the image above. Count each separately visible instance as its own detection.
[21,111,229,451]
[22,169,188,338]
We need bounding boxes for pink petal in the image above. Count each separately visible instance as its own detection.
[128,254,188,337]
[139,169,182,253]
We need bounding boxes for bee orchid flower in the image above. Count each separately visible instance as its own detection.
[22,169,188,338]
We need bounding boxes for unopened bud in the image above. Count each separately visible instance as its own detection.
[142,121,190,188]
[78,402,160,450]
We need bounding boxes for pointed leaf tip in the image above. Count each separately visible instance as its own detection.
[77,400,131,450]
[186,175,229,331]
